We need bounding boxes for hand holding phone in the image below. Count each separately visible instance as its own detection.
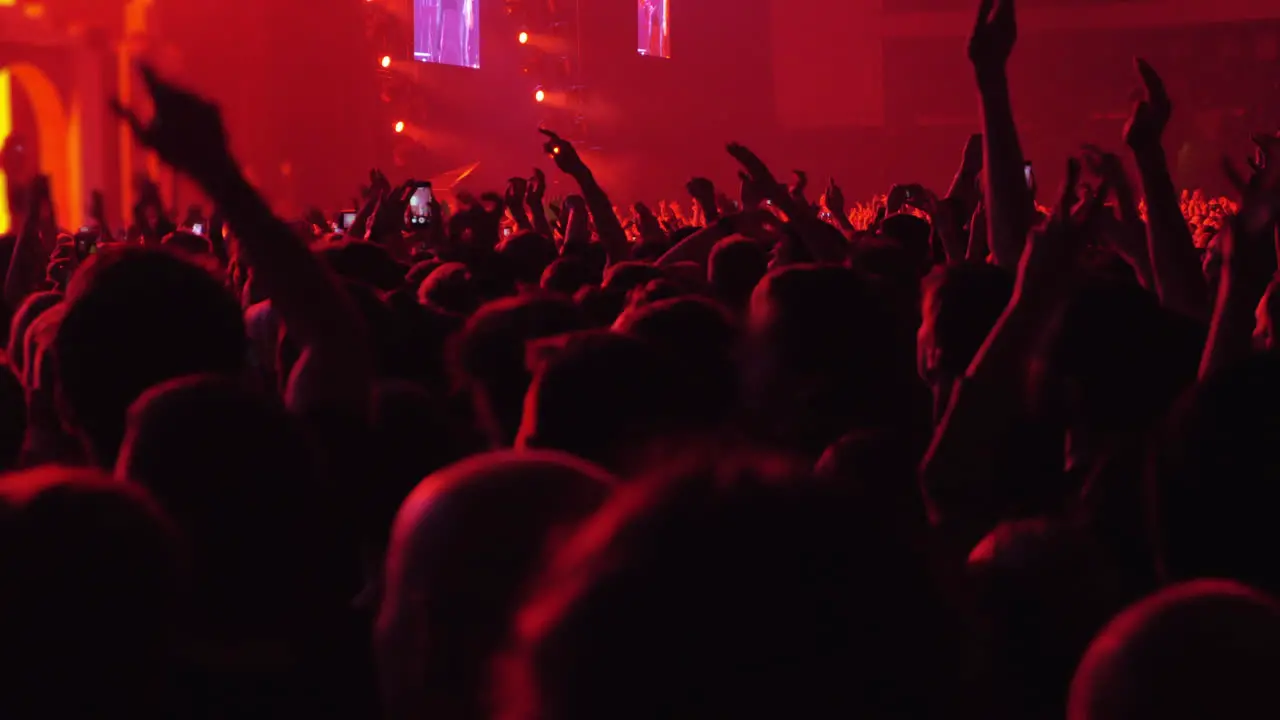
[404,182,433,230]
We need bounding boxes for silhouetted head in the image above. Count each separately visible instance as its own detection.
[162,230,214,257]
[1148,353,1280,596]
[320,240,406,291]
[708,235,767,314]
[6,291,61,377]
[0,466,184,718]
[53,247,247,467]
[499,452,966,719]
[499,230,559,287]
[745,263,909,457]
[614,295,740,420]
[540,257,599,297]
[1069,580,1280,720]
[117,374,324,636]
[918,262,1014,385]
[452,294,583,447]
[517,330,697,472]
[418,261,480,315]
[377,450,615,720]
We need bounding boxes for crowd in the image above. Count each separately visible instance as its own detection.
[0,0,1279,717]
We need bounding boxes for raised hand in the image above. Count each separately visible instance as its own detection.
[1123,58,1172,151]
[790,170,809,204]
[961,133,984,174]
[112,64,235,183]
[968,0,1017,79]
[822,178,846,218]
[527,168,547,203]
[1016,157,1107,301]
[506,177,529,208]
[728,142,790,214]
[540,129,589,177]
[686,177,718,223]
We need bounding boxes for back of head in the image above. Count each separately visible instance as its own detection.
[919,262,1014,382]
[499,230,559,287]
[708,235,767,313]
[320,240,407,291]
[1050,275,1200,437]
[746,263,911,455]
[1069,580,1280,720]
[878,212,933,272]
[500,452,966,720]
[613,296,740,419]
[601,261,665,297]
[162,230,214,257]
[452,293,583,446]
[54,247,247,466]
[1148,353,1280,595]
[517,330,695,472]
[116,374,320,632]
[378,450,615,720]
[417,261,479,315]
[540,256,599,297]
[6,291,61,377]
[0,466,184,717]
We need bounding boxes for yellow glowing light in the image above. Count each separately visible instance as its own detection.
[380,55,391,68]
[518,31,529,45]
[394,120,405,133]
[534,88,546,103]
[0,68,10,234]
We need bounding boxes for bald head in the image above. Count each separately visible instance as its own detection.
[1069,580,1280,720]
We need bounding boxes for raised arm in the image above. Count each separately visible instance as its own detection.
[727,142,845,264]
[526,168,554,238]
[539,129,629,265]
[1200,136,1280,378]
[114,65,372,417]
[922,159,1100,546]
[969,0,1031,270]
[1124,59,1209,321]
[4,176,55,309]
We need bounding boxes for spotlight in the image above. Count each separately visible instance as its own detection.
[380,55,392,68]
[394,121,406,133]
[518,31,529,45]
[534,87,546,103]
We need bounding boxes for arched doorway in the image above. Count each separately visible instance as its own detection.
[0,61,73,233]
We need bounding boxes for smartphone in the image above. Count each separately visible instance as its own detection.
[1024,161,1034,188]
[405,182,433,229]
[341,211,357,230]
[74,232,95,260]
[191,223,205,236]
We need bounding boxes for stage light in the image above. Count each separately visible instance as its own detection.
[380,55,392,68]
[518,31,529,45]
[394,121,405,133]
[534,87,546,103]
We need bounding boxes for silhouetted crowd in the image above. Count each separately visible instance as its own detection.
[1,0,1279,718]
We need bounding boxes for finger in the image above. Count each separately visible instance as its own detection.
[973,0,995,29]
[1134,58,1167,104]
[110,98,149,141]
[995,0,1015,28]
[538,128,562,141]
